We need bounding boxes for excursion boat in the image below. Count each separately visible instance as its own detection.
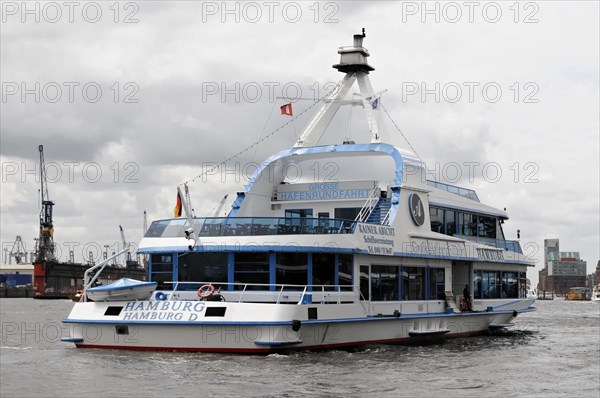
[565,287,588,301]
[591,286,600,302]
[62,32,536,353]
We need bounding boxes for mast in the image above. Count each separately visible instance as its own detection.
[36,145,55,262]
[294,29,381,147]
[143,210,148,235]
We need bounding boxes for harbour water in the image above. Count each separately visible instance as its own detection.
[1,299,598,397]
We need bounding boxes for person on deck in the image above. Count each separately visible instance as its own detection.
[463,284,472,311]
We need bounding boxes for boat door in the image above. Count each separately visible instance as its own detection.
[360,265,370,301]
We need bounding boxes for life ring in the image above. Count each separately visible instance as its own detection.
[155,291,168,301]
[198,284,215,299]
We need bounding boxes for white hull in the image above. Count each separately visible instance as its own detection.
[63,299,533,353]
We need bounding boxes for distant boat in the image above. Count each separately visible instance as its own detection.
[526,288,538,300]
[565,287,588,301]
[68,290,83,302]
[591,286,600,302]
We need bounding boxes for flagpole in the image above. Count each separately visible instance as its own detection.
[177,186,197,243]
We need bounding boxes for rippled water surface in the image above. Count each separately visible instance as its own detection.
[1,299,598,397]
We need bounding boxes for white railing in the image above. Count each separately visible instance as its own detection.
[354,188,380,223]
[167,281,360,305]
[381,206,393,225]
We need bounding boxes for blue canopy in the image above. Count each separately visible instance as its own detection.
[88,278,157,292]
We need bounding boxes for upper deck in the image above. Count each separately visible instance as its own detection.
[145,216,356,238]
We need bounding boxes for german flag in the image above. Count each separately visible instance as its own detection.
[280,103,293,116]
[174,191,183,218]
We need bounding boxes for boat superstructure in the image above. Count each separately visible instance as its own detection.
[62,32,535,352]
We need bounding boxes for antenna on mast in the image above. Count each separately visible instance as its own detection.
[294,29,380,147]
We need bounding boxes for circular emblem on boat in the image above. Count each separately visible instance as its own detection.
[155,291,168,301]
[408,194,425,226]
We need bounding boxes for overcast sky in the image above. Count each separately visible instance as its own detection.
[1,1,598,286]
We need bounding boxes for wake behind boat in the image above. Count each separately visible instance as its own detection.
[62,31,536,353]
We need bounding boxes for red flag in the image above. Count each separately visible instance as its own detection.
[174,191,182,218]
[280,103,293,116]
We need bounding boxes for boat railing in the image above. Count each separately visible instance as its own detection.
[145,217,357,238]
[457,235,524,254]
[426,180,480,202]
[167,281,360,304]
[82,247,129,302]
[381,206,393,225]
[354,188,380,223]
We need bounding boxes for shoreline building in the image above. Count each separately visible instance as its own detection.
[538,239,587,294]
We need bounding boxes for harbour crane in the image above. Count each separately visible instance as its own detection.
[119,225,141,269]
[36,145,55,262]
[212,194,229,217]
[9,235,27,264]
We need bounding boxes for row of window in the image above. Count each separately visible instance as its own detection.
[430,206,504,240]
[285,208,362,222]
[473,270,527,299]
[361,266,446,301]
[150,252,353,291]
[151,253,445,301]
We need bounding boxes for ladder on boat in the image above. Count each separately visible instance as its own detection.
[445,291,460,313]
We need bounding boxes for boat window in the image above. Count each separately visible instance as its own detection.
[482,270,501,299]
[150,253,173,289]
[518,272,527,298]
[459,213,477,236]
[162,218,187,238]
[338,254,353,291]
[403,267,426,300]
[476,270,523,299]
[205,307,227,317]
[234,252,269,290]
[502,272,519,298]
[285,209,313,220]
[497,219,506,241]
[430,207,443,233]
[359,265,370,300]
[284,209,313,232]
[276,253,308,290]
[428,268,445,300]
[474,270,483,299]
[371,265,399,301]
[312,253,335,291]
[104,306,123,316]
[177,253,227,291]
[199,218,225,236]
[477,215,496,239]
[145,220,169,237]
[334,207,362,221]
[150,254,173,272]
[445,210,456,236]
